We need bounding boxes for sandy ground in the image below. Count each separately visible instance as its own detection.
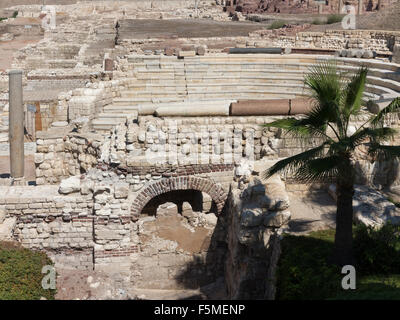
[118,18,267,40]
[286,191,336,235]
[0,37,42,71]
[0,0,77,9]
[55,269,226,300]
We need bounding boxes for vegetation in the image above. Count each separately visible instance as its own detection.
[277,228,400,300]
[327,14,345,24]
[0,241,56,300]
[268,20,287,30]
[12,11,18,19]
[262,61,400,266]
[311,18,325,25]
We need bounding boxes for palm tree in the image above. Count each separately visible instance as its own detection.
[262,60,400,266]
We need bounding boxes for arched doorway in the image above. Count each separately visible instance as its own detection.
[129,177,228,297]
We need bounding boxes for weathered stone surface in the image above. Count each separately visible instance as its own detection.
[114,183,129,199]
[0,217,16,240]
[0,207,6,224]
[59,176,81,194]
[329,184,400,227]
[240,207,264,227]
[263,174,290,210]
[264,210,291,227]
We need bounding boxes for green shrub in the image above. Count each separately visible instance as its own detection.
[312,19,325,25]
[268,20,287,30]
[353,223,400,275]
[326,14,344,24]
[277,227,400,300]
[12,11,18,18]
[332,275,400,300]
[276,229,342,300]
[0,242,56,300]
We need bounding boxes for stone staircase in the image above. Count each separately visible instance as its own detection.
[91,54,400,133]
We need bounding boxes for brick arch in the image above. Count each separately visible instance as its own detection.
[130,176,227,218]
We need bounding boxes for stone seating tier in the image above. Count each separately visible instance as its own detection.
[91,54,400,132]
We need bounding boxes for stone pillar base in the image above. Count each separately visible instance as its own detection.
[11,177,27,186]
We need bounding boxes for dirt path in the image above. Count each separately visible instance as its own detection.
[286,191,336,235]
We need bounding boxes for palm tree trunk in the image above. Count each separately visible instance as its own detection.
[333,182,355,266]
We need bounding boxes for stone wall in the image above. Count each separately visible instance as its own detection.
[35,127,103,184]
[0,185,94,269]
[117,29,400,56]
[224,164,291,299]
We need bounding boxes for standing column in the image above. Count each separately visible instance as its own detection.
[338,0,343,13]
[358,0,363,14]
[8,70,24,179]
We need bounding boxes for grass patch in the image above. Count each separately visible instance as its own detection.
[332,275,400,300]
[311,18,325,25]
[0,241,56,300]
[276,226,400,300]
[326,14,344,24]
[268,20,287,30]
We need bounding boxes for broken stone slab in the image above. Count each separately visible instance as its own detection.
[328,184,400,227]
[0,217,16,241]
[157,202,178,216]
[240,207,265,227]
[182,201,192,216]
[262,174,290,211]
[59,176,81,194]
[264,210,291,227]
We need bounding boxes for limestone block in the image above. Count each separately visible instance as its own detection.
[0,217,16,240]
[114,182,129,199]
[157,202,178,216]
[393,44,400,64]
[240,207,264,227]
[59,176,81,194]
[329,184,400,227]
[263,210,291,227]
[182,202,192,216]
[178,50,196,58]
[263,174,290,211]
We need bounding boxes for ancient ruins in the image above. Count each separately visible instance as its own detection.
[1,0,400,299]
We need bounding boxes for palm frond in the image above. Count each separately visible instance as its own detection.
[370,97,400,127]
[304,60,344,124]
[342,66,368,118]
[263,118,330,139]
[350,127,396,146]
[368,143,400,161]
[262,143,328,179]
[293,155,341,183]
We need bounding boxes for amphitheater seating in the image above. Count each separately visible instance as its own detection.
[91,54,400,132]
